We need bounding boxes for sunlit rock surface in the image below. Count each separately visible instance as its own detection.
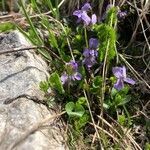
[0,31,66,150]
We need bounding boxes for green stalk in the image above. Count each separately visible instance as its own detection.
[84,27,88,48]
[123,105,131,128]
[55,0,60,20]
[20,0,43,45]
[2,0,6,11]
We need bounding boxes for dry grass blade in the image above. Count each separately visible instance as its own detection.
[119,54,150,89]
[97,115,123,139]
[83,90,104,149]
[89,122,124,148]
[96,115,144,150]
[134,0,150,51]
[105,114,143,150]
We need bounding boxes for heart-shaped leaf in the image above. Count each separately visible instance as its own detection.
[65,102,85,117]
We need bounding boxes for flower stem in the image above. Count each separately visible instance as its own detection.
[84,27,88,48]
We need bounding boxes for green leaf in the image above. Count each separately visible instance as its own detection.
[75,34,82,42]
[93,76,102,87]
[20,0,43,45]
[90,76,102,94]
[65,102,75,113]
[111,87,118,98]
[94,24,117,61]
[119,86,129,95]
[118,114,126,126]
[75,103,85,117]
[44,0,58,19]
[76,97,86,105]
[48,30,59,49]
[118,95,131,106]
[55,0,60,20]
[105,6,118,26]
[145,143,150,150]
[65,102,85,117]
[0,22,15,33]
[114,94,122,106]
[75,113,90,130]
[39,81,49,92]
[49,72,64,94]
[123,105,132,127]
[103,103,110,109]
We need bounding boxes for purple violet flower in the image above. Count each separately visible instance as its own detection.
[83,38,99,68]
[73,3,97,25]
[89,38,99,49]
[112,66,135,90]
[101,5,127,21]
[61,60,82,84]
[117,10,127,19]
[83,49,98,68]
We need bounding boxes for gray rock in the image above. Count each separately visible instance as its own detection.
[0,31,48,103]
[0,31,66,150]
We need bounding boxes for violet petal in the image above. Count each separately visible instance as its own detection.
[118,11,127,19]
[73,10,82,18]
[89,38,99,49]
[70,61,78,71]
[91,14,97,25]
[94,50,98,57]
[89,50,96,56]
[122,66,127,78]
[74,72,82,80]
[83,56,97,68]
[83,49,98,68]
[83,58,93,68]
[112,67,123,78]
[83,49,90,57]
[81,11,91,25]
[114,78,124,90]
[61,73,68,84]
[124,77,135,85]
[81,3,92,11]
